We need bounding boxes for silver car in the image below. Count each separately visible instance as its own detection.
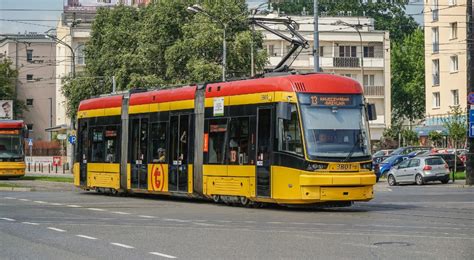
[387,156,450,186]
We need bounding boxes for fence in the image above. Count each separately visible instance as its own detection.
[26,162,70,174]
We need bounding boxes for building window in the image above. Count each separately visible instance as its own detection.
[319,46,324,57]
[363,46,374,58]
[26,99,34,106]
[339,46,357,57]
[26,50,33,62]
[448,0,457,6]
[76,43,85,65]
[451,90,459,106]
[363,74,375,86]
[341,74,355,79]
[268,45,275,56]
[450,22,458,39]
[432,0,439,21]
[450,56,458,72]
[432,59,440,86]
[432,92,440,108]
[26,74,33,81]
[432,27,439,53]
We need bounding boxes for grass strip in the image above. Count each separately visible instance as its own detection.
[21,176,73,183]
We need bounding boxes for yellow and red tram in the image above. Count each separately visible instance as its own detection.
[74,73,377,206]
[0,120,27,178]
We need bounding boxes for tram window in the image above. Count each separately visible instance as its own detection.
[150,122,167,163]
[278,104,303,156]
[104,126,119,163]
[91,127,105,162]
[207,118,228,164]
[227,117,250,165]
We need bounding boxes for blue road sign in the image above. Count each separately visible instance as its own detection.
[68,135,76,145]
[470,109,474,122]
[28,138,33,147]
[469,93,474,104]
[470,123,474,138]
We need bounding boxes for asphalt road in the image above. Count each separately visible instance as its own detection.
[1,182,473,260]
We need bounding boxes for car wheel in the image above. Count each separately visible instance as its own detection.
[415,174,424,185]
[441,178,449,184]
[388,174,397,186]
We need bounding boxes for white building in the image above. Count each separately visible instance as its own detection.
[258,14,391,141]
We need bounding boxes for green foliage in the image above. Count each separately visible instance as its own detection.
[0,58,25,118]
[428,131,443,147]
[391,29,425,123]
[442,105,467,149]
[272,0,418,42]
[380,123,402,148]
[62,0,267,117]
[401,128,418,146]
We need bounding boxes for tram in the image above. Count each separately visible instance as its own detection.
[74,73,377,206]
[0,120,27,179]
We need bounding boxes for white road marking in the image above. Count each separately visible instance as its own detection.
[22,222,39,225]
[67,205,81,208]
[76,234,98,240]
[111,211,130,215]
[0,217,15,221]
[139,215,155,219]
[163,218,190,223]
[193,222,217,227]
[149,252,177,259]
[4,197,16,199]
[34,201,47,204]
[47,227,66,232]
[50,203,63,206]
[387,188,393,192]
[267,221,283,224]
[244,221,256,223]
[19,199,30,201]
[111,243,134,249]
[87,208,106,211]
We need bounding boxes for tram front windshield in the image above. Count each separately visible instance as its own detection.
[0,131,23,159]
[298,94,370,159]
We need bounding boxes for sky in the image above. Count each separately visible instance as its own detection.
[0,0,424,34]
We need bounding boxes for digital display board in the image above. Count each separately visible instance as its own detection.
[310,95,353,106]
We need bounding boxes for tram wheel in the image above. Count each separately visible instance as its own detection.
[239,196,250,207]
[212,195,221,203]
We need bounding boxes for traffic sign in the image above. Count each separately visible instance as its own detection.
[68,135,76,145]
[470,110,474,122]
[469,92,474,104]
[27,138,33,147]
[470,122,474,138]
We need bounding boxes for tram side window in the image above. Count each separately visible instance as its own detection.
[104,126,119,163]
[278,104,303,156]
[150,122,167,163]
[91,127,105,162]
[227,117,250,165]
[207,119,228,164]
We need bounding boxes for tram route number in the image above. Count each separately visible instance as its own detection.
[329,163,359,171]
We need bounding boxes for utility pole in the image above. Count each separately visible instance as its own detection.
[466,0,474,185]
[313,0,320,72]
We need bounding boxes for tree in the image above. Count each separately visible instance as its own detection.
[62,0,267,118]
[428,131,443,147]
[391,29,425,125]
[443,105,467,149]
[271,0,418,42]
[0,58,25,118]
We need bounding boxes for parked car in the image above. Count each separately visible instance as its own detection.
[373,149,394,157]
[390,146,432,156]
[378,155,412,179]
[428,153,465,173]
[387,156,450,186]
[373,155,391,182]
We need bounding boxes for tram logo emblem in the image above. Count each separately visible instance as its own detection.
[151,164,165,191]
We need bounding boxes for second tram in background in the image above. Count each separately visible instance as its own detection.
[0,120,27,179]
[74,73,377,206]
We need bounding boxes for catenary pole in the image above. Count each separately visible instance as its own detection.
[313,0,320,72]
[466,0,474,185]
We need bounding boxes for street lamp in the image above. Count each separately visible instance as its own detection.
[45,29,75,78]
[187,4,227,81]
[334,20,364,85]
[249,2,269,77]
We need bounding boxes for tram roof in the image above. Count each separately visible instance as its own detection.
[0,120,25,129]
[78,73,362,111]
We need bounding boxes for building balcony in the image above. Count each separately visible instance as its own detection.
[334,57,359,68]
[364,85,384,97]
[267,56,384,69]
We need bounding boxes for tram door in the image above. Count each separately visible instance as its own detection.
[169,114,190,192]
[130,117,148,190]
[256,108,272,197]
[78,120,88,186]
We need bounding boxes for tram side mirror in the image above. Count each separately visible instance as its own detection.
[277,102,291,120]
[367,103,377,121]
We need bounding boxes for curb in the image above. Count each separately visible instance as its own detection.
[0,187,32,192]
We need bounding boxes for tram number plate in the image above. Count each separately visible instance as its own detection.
[330,163,359,171]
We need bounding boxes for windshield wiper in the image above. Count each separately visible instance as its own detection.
[342,135,362,162]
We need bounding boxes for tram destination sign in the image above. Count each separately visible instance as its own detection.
[310,95,353,106]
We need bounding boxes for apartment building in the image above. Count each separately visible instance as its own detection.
[423,0,466,133]
[0,33,56,141]
[259,14,391,141]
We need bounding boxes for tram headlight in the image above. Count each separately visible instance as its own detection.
[307,163,328,171]
[360,162,373,170]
